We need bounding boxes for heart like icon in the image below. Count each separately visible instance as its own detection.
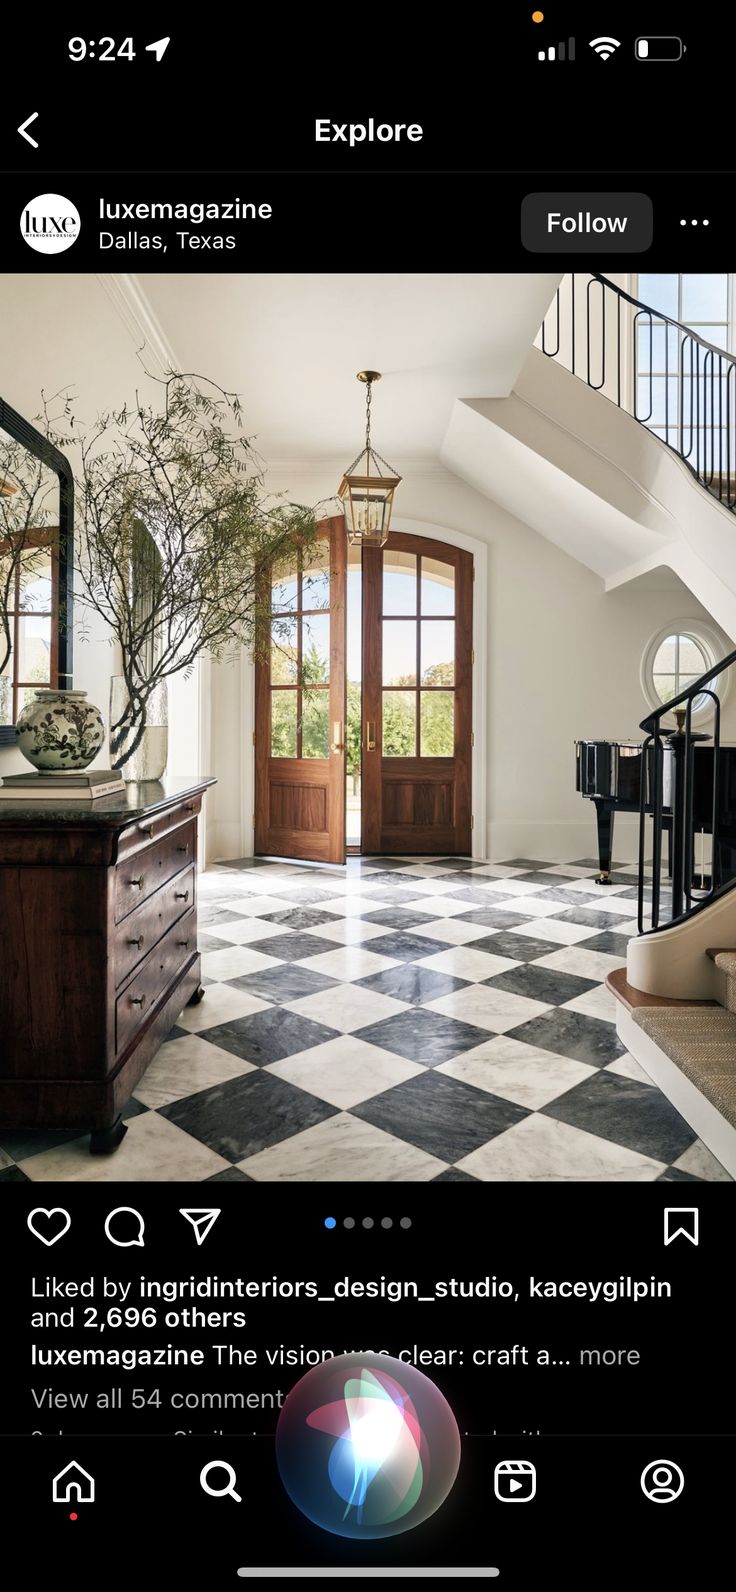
[27,1207,72,1247]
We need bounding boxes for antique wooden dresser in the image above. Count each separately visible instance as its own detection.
[0,776,215,1153]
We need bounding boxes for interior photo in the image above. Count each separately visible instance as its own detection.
[1,268,734,1185]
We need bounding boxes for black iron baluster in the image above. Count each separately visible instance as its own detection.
[638,734,652,934]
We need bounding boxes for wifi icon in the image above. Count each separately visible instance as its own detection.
[589,35,621,59]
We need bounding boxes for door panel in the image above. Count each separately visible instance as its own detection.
[255,516,346,863]
[362,534,472,854]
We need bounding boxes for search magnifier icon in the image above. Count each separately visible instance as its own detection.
[200,1461,242,1502]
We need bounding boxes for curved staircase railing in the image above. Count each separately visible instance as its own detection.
[637,648,736,934]
[541,273,736,511]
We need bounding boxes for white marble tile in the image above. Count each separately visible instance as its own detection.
[19,1110,230,1182]
[214,894,296,917]
[413,917,495,945]
[561,986,618,1023]
[436,1035,596,1109]
[508,897,581,919]
[606,1053,656,1086]
[284,986,408,1033]
[425,984,551,1033]
[511,917,597,946]
[238,1112,447,1181]
[177,984,270,1033]
[671,1139,733,1181]
[417,946,520,982]
[456,1113,666,1182]
[203,917,294,946]
[133,1033,257,1108]
[481,878,550,897]
[200,944,281,981]
[298,946,402,982]
[267,1037,424,1109]
[535,946,627,982]
[613,920,641,937]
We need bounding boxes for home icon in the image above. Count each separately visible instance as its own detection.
[52,1460,95,1504]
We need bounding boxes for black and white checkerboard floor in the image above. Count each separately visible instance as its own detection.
[1,855,731,1183]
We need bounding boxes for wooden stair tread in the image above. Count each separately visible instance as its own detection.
[606,966,718,1013]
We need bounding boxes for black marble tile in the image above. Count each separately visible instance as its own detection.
[424,857,477,869]
[162,1024,189,1043]
[352,1071,528,1162]
[197,1007,340,1066]
[0,1164,30,1181]
[198,905,251,926]
[549,907,637,931]
[226,965,339,1004]
[356,965,470,1005]
[360,870,425,885]
[205,1167,257,1182]
[483,964,599,1006]
[541,1070,697,1164]
[358,856,410,869]
[460,934,535,959]
[430,871,507,884]
[531,886,607,906]
[500,858,550,869]
[160,1070,337,1161]
[358,888,428,905]
[275,886,341,905]
[250,931,341,962]
[354,1007,489,1064]
[475,931,562,963]
[431,1167,481,1182]
[198,931,236,951]
[0,1126,89,1160]
[656,1168,704,1183]
[582,931,636,957]
[362,932,451,963]
[444,887,516,907]
[505,1008,625,1065]
[455,909,531,931]
[359,906,438,929]
[259,908,343,930]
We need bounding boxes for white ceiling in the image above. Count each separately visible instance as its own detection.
[137,273,561,462]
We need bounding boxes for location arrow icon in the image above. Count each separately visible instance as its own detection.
[145,37,171,62]
[18,112,39,148]
[180,1208,221,1245]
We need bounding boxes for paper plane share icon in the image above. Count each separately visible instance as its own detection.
[180,1208,221,1245]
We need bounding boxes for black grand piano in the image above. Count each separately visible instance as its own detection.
[576,736,736,893]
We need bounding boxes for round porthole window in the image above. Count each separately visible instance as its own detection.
[641,621,728,721]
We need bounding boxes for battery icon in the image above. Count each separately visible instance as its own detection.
[635,36,684,60]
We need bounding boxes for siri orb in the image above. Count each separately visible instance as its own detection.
[275,1351,461,1539]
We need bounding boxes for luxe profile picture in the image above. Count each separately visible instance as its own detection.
[20,193,81,254]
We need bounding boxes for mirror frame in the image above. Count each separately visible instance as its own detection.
[0,395,74,746]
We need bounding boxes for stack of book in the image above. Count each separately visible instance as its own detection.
[0,769,126,801]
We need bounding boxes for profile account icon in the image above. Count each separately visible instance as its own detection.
[640,1459,684,1503]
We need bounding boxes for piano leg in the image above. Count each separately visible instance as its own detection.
[593,799,614,885]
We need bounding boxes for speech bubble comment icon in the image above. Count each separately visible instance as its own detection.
[276,1351,461,1540]
[104,1207,145,1247]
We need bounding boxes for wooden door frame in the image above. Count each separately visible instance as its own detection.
[240,515,488,866]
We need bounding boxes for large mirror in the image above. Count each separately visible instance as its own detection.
[0,397,74,745]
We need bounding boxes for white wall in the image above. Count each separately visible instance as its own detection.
[207,462,736,864]
[0,275,200,782]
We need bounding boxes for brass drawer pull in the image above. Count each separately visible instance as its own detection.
[139,822,154,837]
[174,889,190,902]
[127,935,145,950]
[129,876,145,890]
[130,995,146,1008]
[185,803,195,812]
[177,843,190,854]
[177,938,190,949]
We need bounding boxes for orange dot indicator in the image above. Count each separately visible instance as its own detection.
[532,9,544,20]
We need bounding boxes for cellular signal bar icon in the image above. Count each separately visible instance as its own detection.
[538,36,576,61]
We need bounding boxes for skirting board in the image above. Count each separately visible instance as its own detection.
[616,1006,735,1179]
[487,815,643,864]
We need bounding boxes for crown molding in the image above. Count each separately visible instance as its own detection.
[96,273,181,376]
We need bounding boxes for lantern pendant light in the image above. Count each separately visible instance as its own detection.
[338,371,402,548]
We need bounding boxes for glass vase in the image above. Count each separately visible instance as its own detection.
[109,676,168,782]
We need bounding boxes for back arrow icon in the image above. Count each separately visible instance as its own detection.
[18,112,39,148]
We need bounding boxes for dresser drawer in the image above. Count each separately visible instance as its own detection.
[116,795,202,865]
[114,821,196,922]
[115,906,196,1056]
[113,864,196,987]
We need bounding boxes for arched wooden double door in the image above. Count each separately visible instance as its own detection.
[255,523,473,861]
